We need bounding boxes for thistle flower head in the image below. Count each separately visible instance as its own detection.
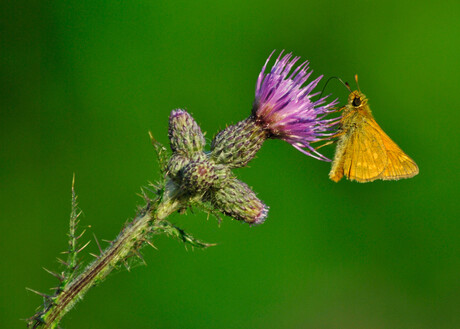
[253,51,339,161]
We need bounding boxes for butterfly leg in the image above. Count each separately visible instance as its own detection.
[331,130,346,138]
[314,140,336,150]
[314,130,346,150]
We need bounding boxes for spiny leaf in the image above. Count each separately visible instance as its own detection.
[147,182,164,199]
[149,131,169,177]
[189,199,223,225]
[65,174,84,282]
[153,220,216,249]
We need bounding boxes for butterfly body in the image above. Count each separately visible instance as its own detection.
[329,90,419,183]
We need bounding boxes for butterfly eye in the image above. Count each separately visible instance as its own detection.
[352,97,362,107]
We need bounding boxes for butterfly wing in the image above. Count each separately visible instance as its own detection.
[342,121,388,182]
[330,117,388,183]
[367,119,419,180]
[328,135,347,182]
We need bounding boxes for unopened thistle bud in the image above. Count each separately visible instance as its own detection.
[167,153,190,183]
[180,160,231,193]
[210,118,267,168]
[210,179,268,225]
[169,109,206,157]
[167,109,232,195]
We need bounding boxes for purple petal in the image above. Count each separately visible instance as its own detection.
[252,51,340,161]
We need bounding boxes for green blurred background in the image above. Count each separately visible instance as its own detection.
[1,1,459,328]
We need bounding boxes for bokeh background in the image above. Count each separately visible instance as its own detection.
[1,1,459,328]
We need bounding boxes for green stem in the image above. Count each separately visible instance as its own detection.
[29,198,181,329]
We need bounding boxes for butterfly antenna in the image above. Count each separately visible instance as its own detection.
[320,76,351,99]
[354,74,361,92]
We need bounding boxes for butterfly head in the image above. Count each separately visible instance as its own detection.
[348,90,368,109]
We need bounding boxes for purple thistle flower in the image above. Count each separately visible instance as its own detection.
[252,50,339,161]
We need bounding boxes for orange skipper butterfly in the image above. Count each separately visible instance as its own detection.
[329,75,419,182]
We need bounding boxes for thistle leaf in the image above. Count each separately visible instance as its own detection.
[65,174,82,283]
[149,131,169,177]
[153,220,216,249]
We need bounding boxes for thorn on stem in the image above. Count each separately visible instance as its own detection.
[43,267,64,281]
[75,229,87,240]
[146,240,158,250]
[134,251,147,266]
[26,287,52,299]
[148,131,156,143]
[93,233,103,255]
[76,240,91,254]
[122,260,131,272]
[56,258,69,267]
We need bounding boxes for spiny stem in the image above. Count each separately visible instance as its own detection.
[28,132,220,329]
[29,198,181,329]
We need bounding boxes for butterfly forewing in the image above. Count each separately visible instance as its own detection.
[378,131,419,180]
[342,120,388,182]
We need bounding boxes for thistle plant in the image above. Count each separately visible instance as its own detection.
[27,50,338,328]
